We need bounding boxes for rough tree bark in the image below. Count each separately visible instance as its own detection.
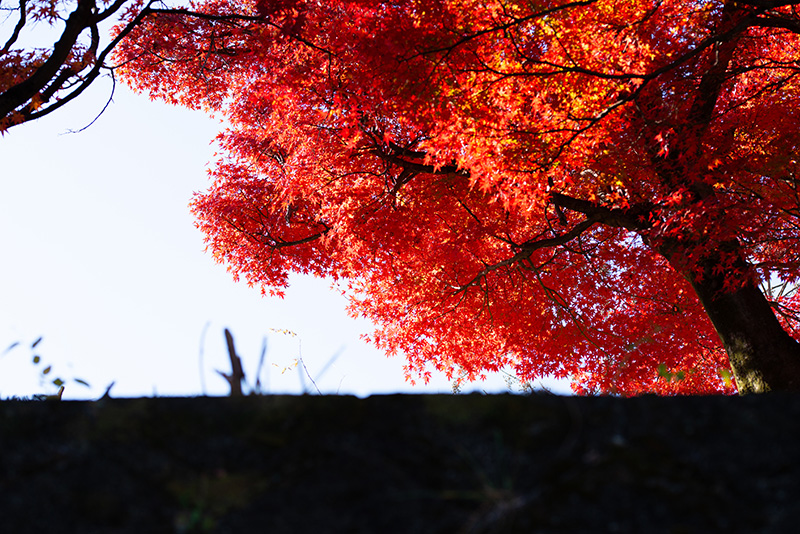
[685,253,800,393]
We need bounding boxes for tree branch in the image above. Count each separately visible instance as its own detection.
[456,214,603,292]
[21,0,155,123]
[1,0,27,54]
[0,0,97,119]
[747,15,800,33]
[738,0,800,8]
[549,192,653,231]
[369,142,468,177]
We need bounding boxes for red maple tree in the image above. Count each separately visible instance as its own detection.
[115,0,800,394]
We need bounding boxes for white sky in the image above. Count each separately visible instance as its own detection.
[0,81,570,399]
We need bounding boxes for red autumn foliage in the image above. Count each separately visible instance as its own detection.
[114,0,800,394]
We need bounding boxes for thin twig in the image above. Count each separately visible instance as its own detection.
[296,341,322,394]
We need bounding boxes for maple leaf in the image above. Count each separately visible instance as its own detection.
[116,0,800,395]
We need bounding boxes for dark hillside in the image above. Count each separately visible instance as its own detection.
[2,394,798,533]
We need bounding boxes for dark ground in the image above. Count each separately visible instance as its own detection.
[1,393,798,533]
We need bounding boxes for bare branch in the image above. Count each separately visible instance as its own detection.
[1,0,26,54]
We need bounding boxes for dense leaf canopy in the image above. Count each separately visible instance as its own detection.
[113,0,800,394]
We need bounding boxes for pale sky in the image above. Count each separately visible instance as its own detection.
[0,80,570,399]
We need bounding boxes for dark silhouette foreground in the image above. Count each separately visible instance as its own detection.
[2,394,798,533]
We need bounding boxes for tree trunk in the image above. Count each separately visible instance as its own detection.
[685,259,800,393]
[551,192,800,393]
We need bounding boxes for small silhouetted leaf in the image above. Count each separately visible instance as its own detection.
[2,341,20,355]
[32,355,41,364]
[42,365,52,375]
[53,378,64,387]
[31,336,43,349]
[74,378,90,387]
